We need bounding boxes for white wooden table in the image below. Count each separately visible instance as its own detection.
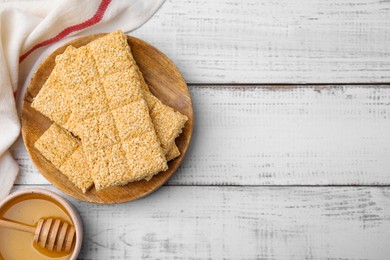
[12,1,390,259]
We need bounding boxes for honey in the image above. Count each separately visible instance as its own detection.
[0,193,74,259]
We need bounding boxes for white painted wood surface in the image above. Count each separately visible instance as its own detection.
[14,86,390,185]
[11,185,390,260]
[131,0,390,84]
[9,1,390,259]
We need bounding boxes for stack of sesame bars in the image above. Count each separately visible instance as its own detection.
[32,31,187,192]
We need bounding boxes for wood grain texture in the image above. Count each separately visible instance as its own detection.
[130,0,390,84]
[11,185,390,259]
[21,34,193,203]
[15,86,390,185]
[8,1,390,259]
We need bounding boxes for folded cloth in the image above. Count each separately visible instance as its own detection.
[0,0,165,200]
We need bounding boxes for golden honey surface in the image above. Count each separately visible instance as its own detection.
[0,194,74,259]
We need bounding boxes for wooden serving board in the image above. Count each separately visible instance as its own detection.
[21,34,193,204]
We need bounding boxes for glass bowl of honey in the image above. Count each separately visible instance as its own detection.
[0,189,82,259]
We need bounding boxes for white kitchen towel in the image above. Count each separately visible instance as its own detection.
[0,0,165,199]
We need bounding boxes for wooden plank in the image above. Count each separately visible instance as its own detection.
[130,0,390,84]
[14,86,390,185]
[10,185,390,259]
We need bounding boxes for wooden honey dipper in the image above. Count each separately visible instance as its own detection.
[0,218,75,252]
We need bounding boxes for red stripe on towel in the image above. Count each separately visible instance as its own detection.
[19,0,112,63]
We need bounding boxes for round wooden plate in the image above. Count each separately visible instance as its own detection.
[21,34,193,204]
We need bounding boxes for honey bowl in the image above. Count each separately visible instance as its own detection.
[0,189,82,259]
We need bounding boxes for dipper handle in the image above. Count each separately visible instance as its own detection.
[0,219,35,233]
